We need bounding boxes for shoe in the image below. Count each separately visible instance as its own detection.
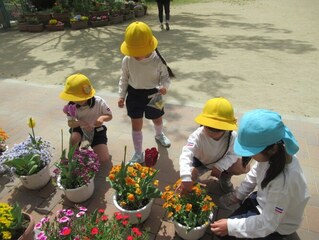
[165,22,170,31]
[155,133,171,148]
[160,23,164,30]
[219,172,234,193]
[130,152,144,164]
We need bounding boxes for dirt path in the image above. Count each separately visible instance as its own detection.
[0,0,318,120]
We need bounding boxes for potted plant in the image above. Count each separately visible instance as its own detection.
[53,136,100,203]
[25,16,44,32]
[51,0,70,25]
[0,128,9,156]
[106,147,161,224]
[90,15,109,28]
[0,117,52,190]
[109,1,124,24]
[0,202,35,240]
[70,15,89,30]
[34,206,149,239]
[45,18,65,31]
[161,179,217,240]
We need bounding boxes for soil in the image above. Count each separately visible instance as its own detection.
[0,0,318,120]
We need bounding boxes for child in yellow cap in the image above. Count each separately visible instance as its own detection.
[118,21,174,163]
[59,73,113,162]
[179,97,250,193]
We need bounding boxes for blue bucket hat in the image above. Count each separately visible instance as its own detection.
[234,109,299,156]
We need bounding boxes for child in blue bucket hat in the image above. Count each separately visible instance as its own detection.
[211,109,310,239]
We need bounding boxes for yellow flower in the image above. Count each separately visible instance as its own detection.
[135,188,142,195]
[153,180,159,186]
[27,117,36,128]
[167,212,173,218]
[2,231,12,239]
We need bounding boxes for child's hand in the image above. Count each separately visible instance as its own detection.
[158,87,167,95]
[211,219,228,236]
[177,181,194,194]
[95,117,104,127]
[118,98,125,108]
[210,167,222,178]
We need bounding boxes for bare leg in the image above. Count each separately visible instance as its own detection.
[93,144,110,163]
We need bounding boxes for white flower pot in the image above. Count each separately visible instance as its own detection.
[173,216,211,240]
[113,194,154,224]
[19,164,51,190]
[57,175,95,203]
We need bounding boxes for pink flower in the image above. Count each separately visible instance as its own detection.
[62,104,77,117]
[132,227,142,236]
[66,209,74,216]
[144,147,159,167]
[58,216,70,223]
[60,227,71,236]
[76,211,86,218]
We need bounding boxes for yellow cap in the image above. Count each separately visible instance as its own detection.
[120,21,158,57]
[59,73,95,101]
[195,97,237,130]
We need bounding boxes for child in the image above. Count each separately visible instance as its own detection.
[156,0,171,30]
[59,73,113,162]
[211,109,310,239]
[179,97,249,193]
[118,21,173,163]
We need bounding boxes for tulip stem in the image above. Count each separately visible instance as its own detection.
[124,145,127,165]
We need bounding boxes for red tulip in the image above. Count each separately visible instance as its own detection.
[144,147,159,167]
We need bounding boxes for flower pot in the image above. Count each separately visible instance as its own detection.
[18,213,35,240]
[124,12,134,21]
[113,194,154,224]
[173,219,210,240]
[19,164,51,190]
[91,20,109,28]
[17,23,29,31]
[27,24,44,32]
[57,175,95,203]
[45,23,65,31]
[109,15,124,24]
[70,21,89,30]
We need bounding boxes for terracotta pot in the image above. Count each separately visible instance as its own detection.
[113,194,154,224]
[91,20,109,28]
[27,24,44,32]
[18,213,35,240]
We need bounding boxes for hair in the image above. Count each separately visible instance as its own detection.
[261,141,286,189]
[155,48,175,78]
[69,97,96,109]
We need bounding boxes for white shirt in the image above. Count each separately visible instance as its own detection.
[119,51,171,98]
[228,156,310,238]
[67,96,112,127]
[179,126,238,182]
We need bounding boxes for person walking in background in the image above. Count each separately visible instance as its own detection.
[179,97,250,194]
[211,109,310,239]
[156,0,171,30]
[59,73,113,163]
[118,21,173,163]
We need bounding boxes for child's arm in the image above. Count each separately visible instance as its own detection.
[95,114,112,127]
[67,119,89,129]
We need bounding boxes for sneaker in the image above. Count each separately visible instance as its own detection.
[160,23,164,30]
[219,173,234,193]
[155,133,171,148]
[130,152,144,164]
[165,22,170,31]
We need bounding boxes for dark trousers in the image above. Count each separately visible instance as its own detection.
[218,192,286,240]
[157,0,170,23]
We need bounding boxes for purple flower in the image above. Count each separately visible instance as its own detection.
[62,104,77,118]
[58,216,70,223]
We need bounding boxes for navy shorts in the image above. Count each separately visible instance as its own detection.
[70,125,108,147]
[126,85,164,119]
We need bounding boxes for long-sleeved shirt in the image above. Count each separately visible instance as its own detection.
[179,126,238,182]
[228,156,310,238]
[119,51,170,98]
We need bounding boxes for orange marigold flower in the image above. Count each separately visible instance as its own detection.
[127,193,135,201]
[185,203,192,211]
[176,204,182,212]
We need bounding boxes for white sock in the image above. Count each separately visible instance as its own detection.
[132,131,143,154]
[154,124,163,136]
